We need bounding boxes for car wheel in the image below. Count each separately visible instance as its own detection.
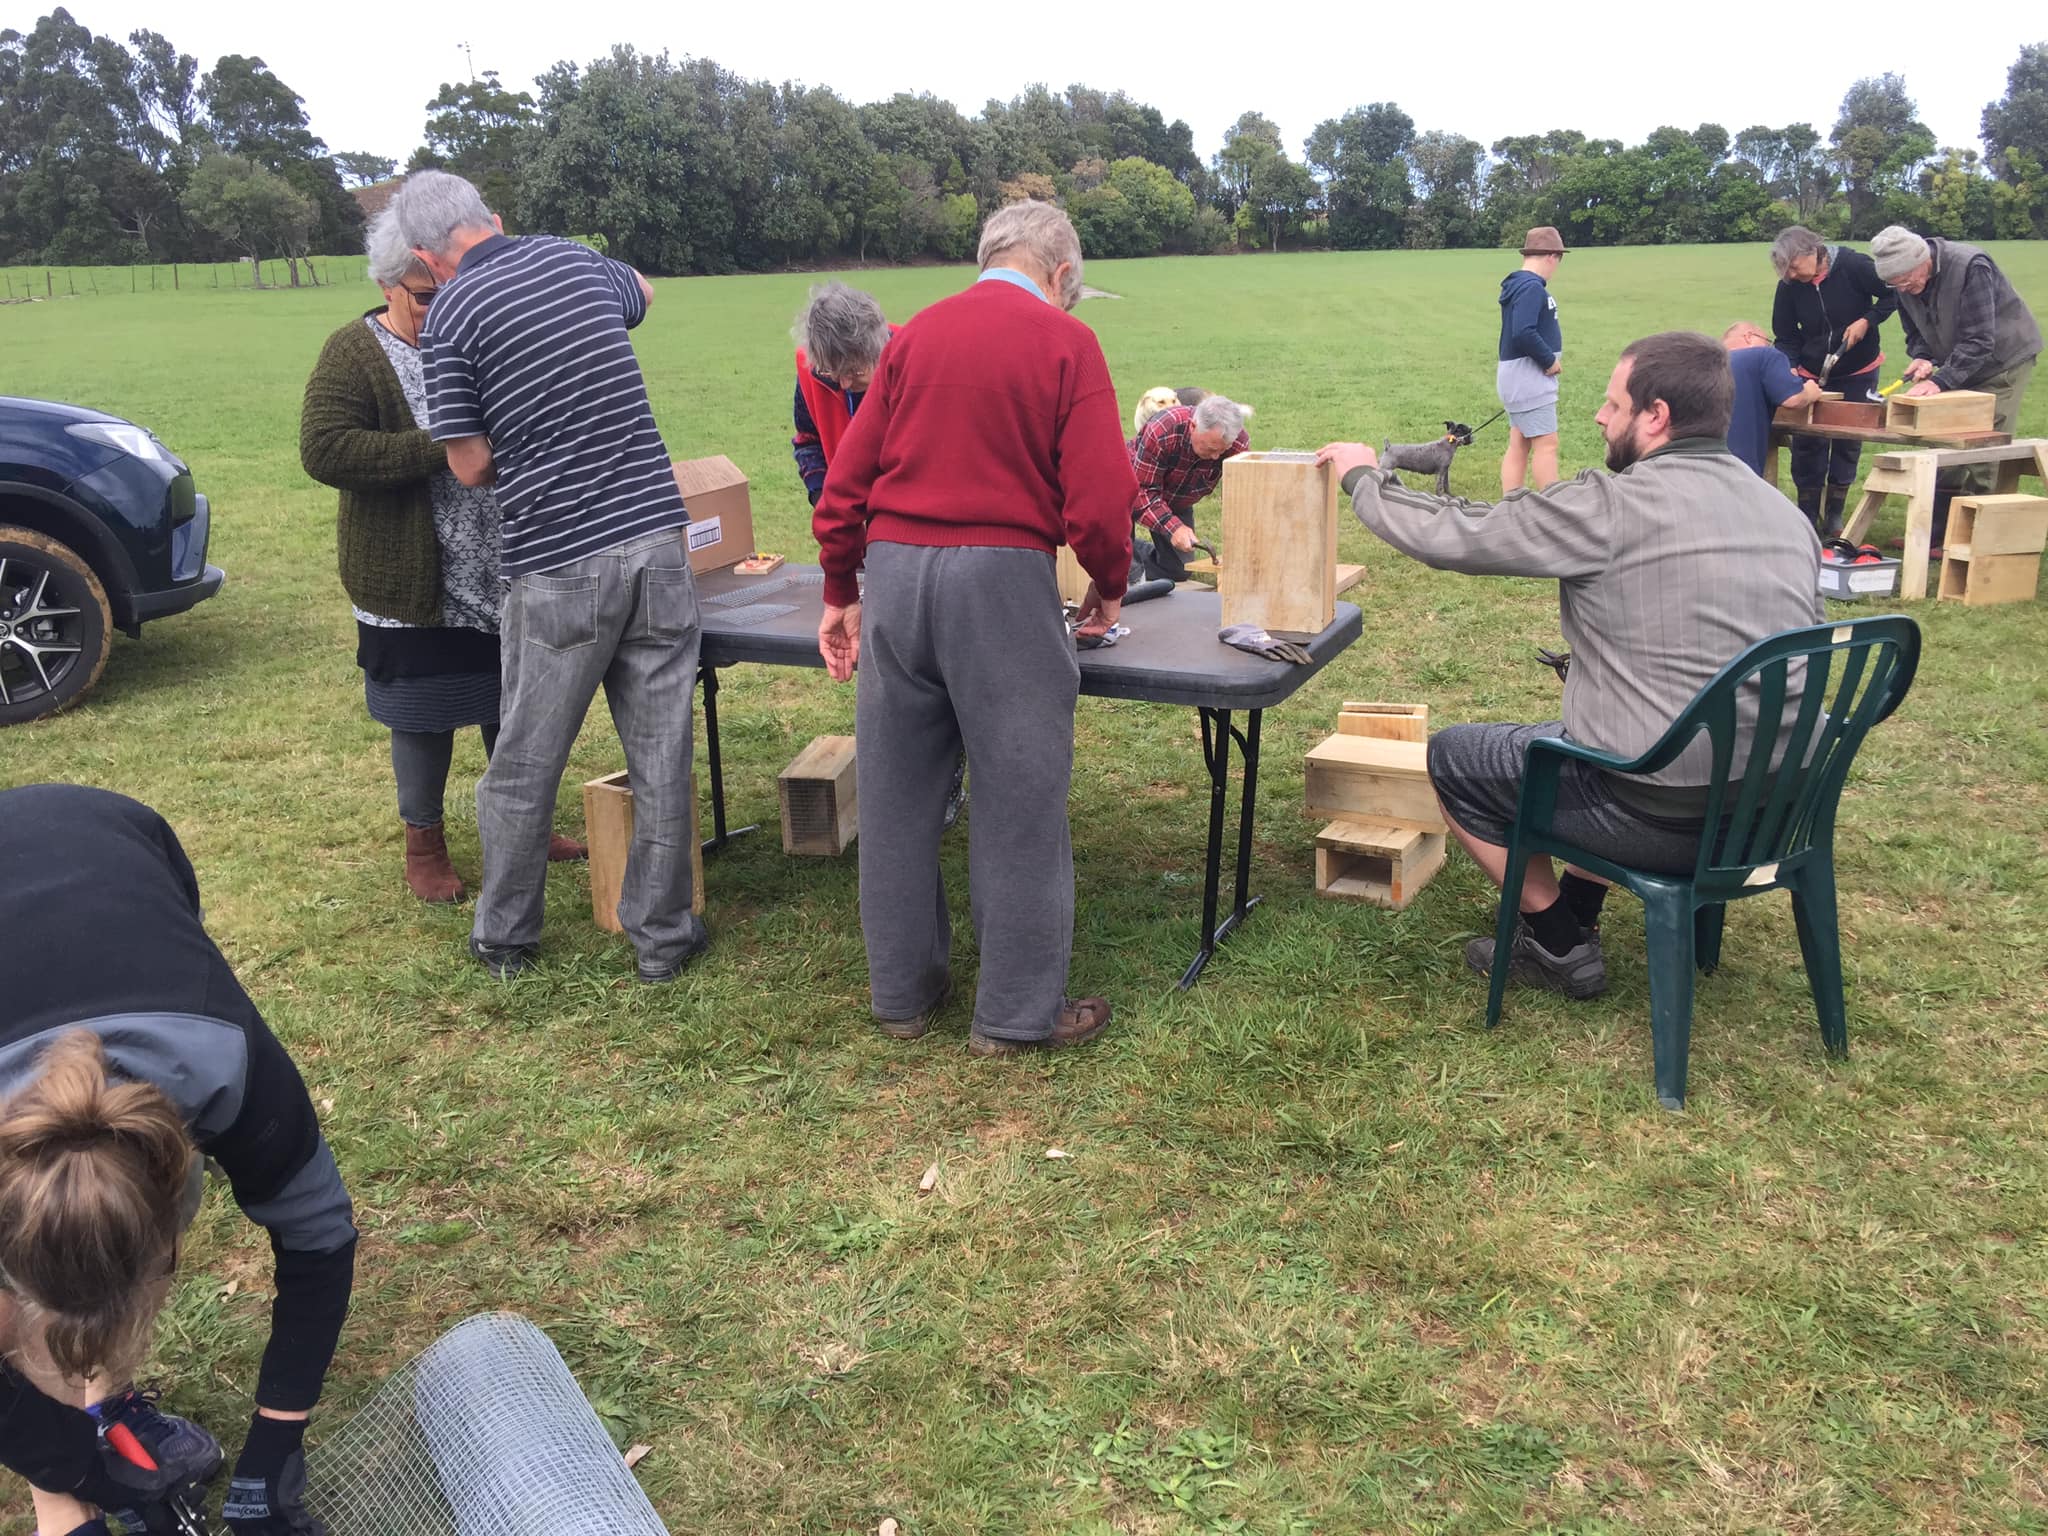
[0,525,113,725]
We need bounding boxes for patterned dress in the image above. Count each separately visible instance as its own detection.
[355,315,505,732]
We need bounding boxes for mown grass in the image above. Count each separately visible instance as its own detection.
[4,244,2047,1535]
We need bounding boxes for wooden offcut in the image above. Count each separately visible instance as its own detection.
[1337,701,1429,742]
[1886,390,1996,437]
[1303,734,1445,831]
[1054,545,1091,605]
[1938,493,2046,607]
[779,735,859,855]
[1314,819,1446,909]
[1219,450,1338,639]
[583,770,705,932]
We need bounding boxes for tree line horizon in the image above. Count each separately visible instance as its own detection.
[5,10,2046,281]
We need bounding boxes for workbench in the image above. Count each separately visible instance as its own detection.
[689,563,1363,987]
[1765,415,2048,599]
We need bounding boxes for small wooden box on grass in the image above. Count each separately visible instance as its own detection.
[1219,450,1338,639]
[1938,493,2048,606]
[1336,701,1429,742]
[780,735,858,855]
[1303,734,1445,831]
[1315,820,1446,909]
[582,771,704,932]
[1885,390,1996,438]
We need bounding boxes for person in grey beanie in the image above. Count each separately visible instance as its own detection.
[1873,225,2042,545]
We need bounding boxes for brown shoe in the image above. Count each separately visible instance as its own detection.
[968,997,1113,1057]
[403,822,464,904]
[875,978,950,1041]
[547,832,588,862]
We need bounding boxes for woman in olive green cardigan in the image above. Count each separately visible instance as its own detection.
[300,209,581,904]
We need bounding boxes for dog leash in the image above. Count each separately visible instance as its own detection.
[1461,406,1507,439]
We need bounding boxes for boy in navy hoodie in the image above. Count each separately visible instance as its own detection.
[1497,227,1566,492]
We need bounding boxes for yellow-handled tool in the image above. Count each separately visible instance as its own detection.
[1878,377,1908,397]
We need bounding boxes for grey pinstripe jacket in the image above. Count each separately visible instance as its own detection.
[1346,439,1824,801]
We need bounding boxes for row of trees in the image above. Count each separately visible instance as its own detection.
[5,9,2047,274]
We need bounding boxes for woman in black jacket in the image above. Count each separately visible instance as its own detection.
[1769,225,1899,535]
[0,785,355,1536]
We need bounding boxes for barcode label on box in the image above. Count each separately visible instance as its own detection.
[687,516,722,552]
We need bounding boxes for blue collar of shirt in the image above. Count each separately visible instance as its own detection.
[458,232,514,272]
[976,266,1048,302]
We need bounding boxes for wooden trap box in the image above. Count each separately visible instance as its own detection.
[1315,820,1445,909]
[1219,450,1338,639]
[779,735,858,855]
[1304,733,1445,832]
[1938,493,2047,607]
[1336,701,1429,742]
[583,771,704,932]
[1885,390,1995,438]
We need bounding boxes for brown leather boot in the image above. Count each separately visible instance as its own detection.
[968,997,1113,1056]
[403,822,464,903]
[547,832,588,862]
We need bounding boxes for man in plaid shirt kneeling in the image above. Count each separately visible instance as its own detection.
[1128,394,1251,583]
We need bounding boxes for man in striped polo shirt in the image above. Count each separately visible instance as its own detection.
[393,170,708,983]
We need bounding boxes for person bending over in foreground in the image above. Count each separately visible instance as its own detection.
[812,201,1136,1056]
[1319,332,1822,998]
[0,784,355,1536]
[1721,322,1820,489]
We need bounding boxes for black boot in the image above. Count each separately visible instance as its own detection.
[1795,484,1824,533]
[1821,485,1849,541]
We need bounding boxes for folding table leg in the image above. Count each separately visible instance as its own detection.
[697,663,759,854]
[1178,707,1264,989]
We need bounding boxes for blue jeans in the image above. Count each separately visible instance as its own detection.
[473,528,703,971]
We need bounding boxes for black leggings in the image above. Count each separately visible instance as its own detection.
[392,725,499,827]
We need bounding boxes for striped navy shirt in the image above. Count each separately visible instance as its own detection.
[421,234,686,577]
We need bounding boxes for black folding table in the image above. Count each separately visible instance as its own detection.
[690,564,1362,986]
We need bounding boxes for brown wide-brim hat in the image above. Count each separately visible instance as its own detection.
[1521,226,1567,256]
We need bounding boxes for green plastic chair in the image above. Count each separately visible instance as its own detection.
[1485,615,1921,1109]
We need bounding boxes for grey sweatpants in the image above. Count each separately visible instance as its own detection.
[855,542,1081,1041]
[473,527,703,972]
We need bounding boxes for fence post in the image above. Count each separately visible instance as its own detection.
[173,263,180,290]
[46,270,53,297]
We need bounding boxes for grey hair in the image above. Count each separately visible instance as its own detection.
[977,201,1084,308]
[1769,225,1827,279]
[1192,394,1253,440]
[795,283,890,375]
[390,169,495,261]
[364,208,429,289]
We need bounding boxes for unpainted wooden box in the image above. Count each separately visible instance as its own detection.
[1337,701,1429,742]
[583,770,704,931]
[1885,390,1996,437]
[1938,493,2047,606]
[1303,733,1445,831]
[1219,450,1338,639]
[1054,545,1091,605]
[780,735,858,855]
[1314,819,1446,910]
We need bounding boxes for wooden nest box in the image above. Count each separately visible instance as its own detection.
[582,771,704,931]
[779,735,859,855]
[1938,494,2047,607]
[1219,451,1339,639]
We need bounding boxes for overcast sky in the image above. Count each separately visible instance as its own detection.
[52,0,2044,169]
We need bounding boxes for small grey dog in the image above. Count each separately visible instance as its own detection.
[1380,421,1476,496]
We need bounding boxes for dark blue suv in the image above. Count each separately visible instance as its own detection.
[0,396,224,723]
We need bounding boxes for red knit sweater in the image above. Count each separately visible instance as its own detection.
[812,279,1137,608]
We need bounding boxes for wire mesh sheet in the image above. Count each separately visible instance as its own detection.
[306,1313,668,1536]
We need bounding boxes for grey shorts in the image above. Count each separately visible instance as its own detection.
[1497,357,1559,438]
[1428,721,1706,876]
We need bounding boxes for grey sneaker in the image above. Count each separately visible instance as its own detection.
[1464,922,1607,1000]
[942,752,968,830]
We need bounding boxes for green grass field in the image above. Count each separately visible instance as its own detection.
[4,244,2048,1535]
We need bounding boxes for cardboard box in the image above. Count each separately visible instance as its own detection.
[671,456,756,575]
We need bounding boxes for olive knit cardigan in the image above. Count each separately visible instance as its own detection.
[299,310,448,626]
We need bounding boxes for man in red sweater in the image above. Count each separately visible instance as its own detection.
[812,201,1136,1056]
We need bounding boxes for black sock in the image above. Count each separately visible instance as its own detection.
[1559,872,1609,930]
[1524,896,1584,957]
